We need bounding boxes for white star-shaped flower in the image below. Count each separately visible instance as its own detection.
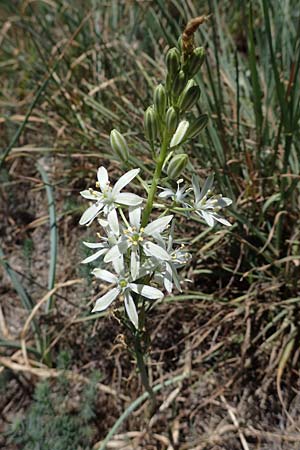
[192,174,232,227]
[104,207,173,279]
[79,167,143,226]
[91,256,163,329]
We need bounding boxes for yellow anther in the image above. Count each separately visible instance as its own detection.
[95,181,100,188]
[138,236,143,242]
[140,227,145,233]
[132,241,138,246]
[132,226,136,232]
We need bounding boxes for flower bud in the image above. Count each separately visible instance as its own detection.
[165,107,178,135]
[185,114,208,139]
[167,153,189,179]
[178,85,201,112]
[154,84,167,118]
[172,70,187,98]
[144,106,158,143]
[185,47,205,77]
[166,47,180,80]
[110,129,129,162]
[170,120,189,148]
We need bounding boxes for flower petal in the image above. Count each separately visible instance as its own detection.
[92,269,118,283]
[130,248,140,280]
[200,210,215,227]
[213,214,232,226]
[124,292,139,329]
[129,283,164,300]
[158,188,174,198]
[169,262,182,291]
[199,174,214,200]
[80,190,100,200]
[129,206,141,229]
[112,168,140,195]
[81,248,107,264]
[97,167,109,192]
[143,241,171,261]
[104,242,125,263]
[115,193,143,206]
[217,197,232,207]
[79,203,103,226]
[83,241,105,249]
[112,254,125,275]
[107,209,119,236]
[164,262,173,293]
[92,287,120,312]
[144,215,173,235]
[192,175,201,204]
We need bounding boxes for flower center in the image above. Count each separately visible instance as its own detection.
[119,279,128,288]
[124,226,144,246]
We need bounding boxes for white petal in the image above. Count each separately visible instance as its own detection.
[144,215,173,235]
[170,120,189,148]
[200,174,214,200]
[192,175,201,204]
[81,248,107,264]
[129,206,141,229]
[92,287,120,312]
[115,193,143,206]
[83,241,105,249]
[169,262,182,291]
[79,203,103,226]
[124,292,139,329]
[97,167,109,192]
[80,190,100,200]
[104,244,123,263]
[92,269,118,283]
[143,242,171,261]
[213,214,232,226]
[107,209,119,235]
[164,262,173,293]
[112,254,125,275]
[112,168,140,195]
[217,197,232,207]
[158,189,174,198]
[200,210,215,227]
[130,248,140,280]
[129,283,164,299]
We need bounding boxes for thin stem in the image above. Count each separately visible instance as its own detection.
[141,133,170,227]
[133,333,157,413]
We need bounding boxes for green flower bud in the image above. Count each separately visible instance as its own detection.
[170,120,189,148]
[165,106,178,135]
[166,47,180,80]
[172,70,187,98]
[178,85,201,112]
[167,153,189,179]
[144,106,158,143]
[154,84,167,118]
[184,47,205,77]
[185,114,208,139]
[110,129,129,162]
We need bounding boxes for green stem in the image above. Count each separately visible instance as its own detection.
[133,333,157,412]
[141,133,170,227]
